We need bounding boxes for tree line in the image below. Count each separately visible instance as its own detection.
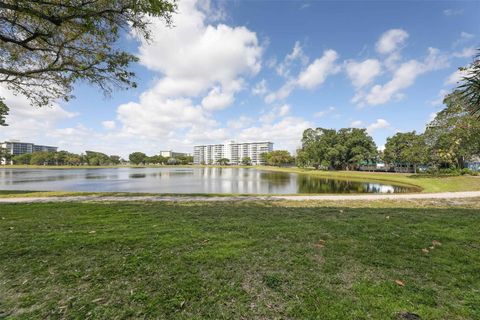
[128,152,193,165]
[0,149,194,166]
[296,90,480,173]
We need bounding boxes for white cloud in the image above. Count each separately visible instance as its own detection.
[350,120,363,128]
[237,116,312,152]
[276,41,309,78]
[357,48,449,106]
[314,106,336,118]
[135,0,262,105]
[366,119,390,134]
[102,121,116,130]
[252,79,267,96]
[375,29,409,54]
[265,49,340,104]
[264,80,296,104]
[0,86,77,144]
[260,104,291,123]
[444,69,467,86]
[201,86,235,111]
[109,0,263,150]
[297,50,340,89]
[429,89,449,107]
[452,47,476,58]
[345,59,382,89]
[443,8,464,16]
[227,116,253,129]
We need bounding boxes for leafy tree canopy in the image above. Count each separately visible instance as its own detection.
[262,150,294,167]
[425,90,480,168]
[458,48,480,117]
[0,98,8,126]
[129,151,146,165]
[298,127,376,170]
[0,0,176,110]
[383,131,428,173]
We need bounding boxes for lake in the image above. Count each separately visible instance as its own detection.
[0,167,417,194]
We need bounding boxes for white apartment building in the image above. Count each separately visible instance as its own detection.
[194,141,273,165]
[1,141,58,164]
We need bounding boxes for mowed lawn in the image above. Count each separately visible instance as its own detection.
[1,202,479,319]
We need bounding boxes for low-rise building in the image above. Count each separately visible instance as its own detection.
[159,150,191,158]
[194,141,273,165]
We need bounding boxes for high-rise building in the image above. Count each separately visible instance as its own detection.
[194,141,273,165]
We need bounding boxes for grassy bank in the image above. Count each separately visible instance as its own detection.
[1,201,479,319]
[254,166,480,193]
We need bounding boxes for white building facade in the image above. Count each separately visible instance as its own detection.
[159,150,192,158]
[1,141,58,164]
[194,141,273,165]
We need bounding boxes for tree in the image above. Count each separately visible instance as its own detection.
[458,48,480,117]
[109,155,121,165]
[241,157,252,165]
[0,144,11,164]
[425,91,480,168]
[262,150,294,167]
[167,157,180,165]
[85,150,110,165]
[384,131,428,173]
[337,128,377,170]
[297,127,376,170]
[217,158,230,165]
[0,0,176,116]
[177,155,193,165]
[30,151,54,165]
[129,152,146,165]
[0,99,8,126]
[12,153,31,164]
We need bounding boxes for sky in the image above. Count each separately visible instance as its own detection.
[1,0,479,158]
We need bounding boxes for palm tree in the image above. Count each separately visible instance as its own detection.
[459,48,480,118]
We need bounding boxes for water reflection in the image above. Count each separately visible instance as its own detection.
[0,168,418,194]
[296,175,412,193]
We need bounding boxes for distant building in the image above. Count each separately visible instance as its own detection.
[194,141,273,165]
[1,141,58,164]
[159,150,191,158]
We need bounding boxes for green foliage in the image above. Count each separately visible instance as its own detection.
[129,152,147,165]
[262,150,294,167]
[425,91,480,169]
[176,155,193,165]
[30,152,54,165]
[241,157,252,165]
[0,145,11,163]
[145,155,166,164]
[0,0,176,114]
[12,153,31,165]
[0,99,8,126]
[298,128,377,170]
[458,48,480,117]
[85,150,111,166]
[384,131,428,173]
[217,158,230,165]
[109,155,121,165]
[167,157,180,165]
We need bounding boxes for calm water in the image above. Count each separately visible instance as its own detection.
[0,167,417,194]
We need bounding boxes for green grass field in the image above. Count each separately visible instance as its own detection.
[1,200,479,319]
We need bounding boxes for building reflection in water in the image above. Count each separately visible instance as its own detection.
[0,167,417,194]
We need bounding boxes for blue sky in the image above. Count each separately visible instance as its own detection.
[1,0,478,157]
